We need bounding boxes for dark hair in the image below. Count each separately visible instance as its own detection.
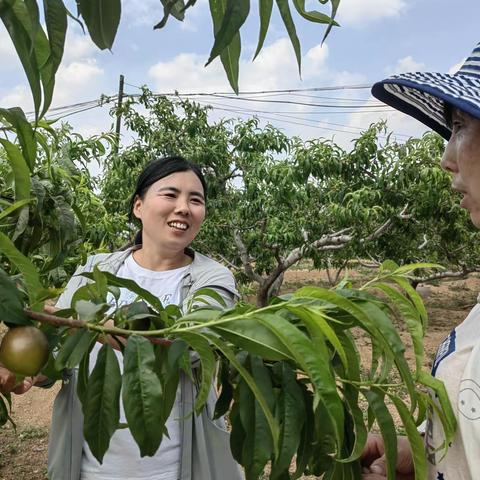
[444,102,453,130]
[129,156,207,245]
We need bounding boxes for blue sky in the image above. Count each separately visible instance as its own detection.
[1,0,479,150]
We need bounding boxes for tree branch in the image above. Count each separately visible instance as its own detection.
[412,268,480,284]
[233,229,263,283]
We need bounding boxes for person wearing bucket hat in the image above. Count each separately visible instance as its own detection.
[361,42,480,480]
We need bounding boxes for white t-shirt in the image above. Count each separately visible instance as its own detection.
[81,253,189,480]
[427,302,480,480]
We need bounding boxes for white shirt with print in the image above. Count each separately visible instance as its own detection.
[81,253,189,480]
[427,302,480,480]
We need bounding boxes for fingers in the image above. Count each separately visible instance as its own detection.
[44,304,59,315]
[361,434,386,466]
[0,366,36,395]
[12,376,36,394]
[0,366,17,395]
[368,455,387,476]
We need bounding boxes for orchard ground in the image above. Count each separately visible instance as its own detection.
[0,266,477,480]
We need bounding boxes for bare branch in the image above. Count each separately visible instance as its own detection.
[25,309,86,328]
[233,229,263,283]
[412,268,480,284]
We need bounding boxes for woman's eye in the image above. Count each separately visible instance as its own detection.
[452,120,463,132]
[164,193,176,198]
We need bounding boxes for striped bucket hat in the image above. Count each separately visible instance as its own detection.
[371,42,480,140]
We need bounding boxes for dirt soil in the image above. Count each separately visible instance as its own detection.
[1,268,478,480]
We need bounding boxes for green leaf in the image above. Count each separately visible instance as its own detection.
[0,393,14,428]
[254,312,344,451]
[175,331,216,414]
[321,0,340,43]
[297,287,417,411]
[238,357,274,479]
[390,275,428,330]
[74,300,109,322]
[229,400,247,465]
[0,139,31,202]
[77,0,121,50]
[0,198,31,221]
[92,266,108,302]
[0,394,8,427]
[372,282,424,374]
[336,383,367,464]
[154,0,186,28]
[206,0,249,65]
[122,336,165,457]
[0,107,36,171]
[213,357,233,419]
[187,287,227,310]
[208,0,242,93]
[0,267,30,326]
[0,231,42,305]
[156,342,181,423]
[270,362,304,478]
[390,395,427,480]
[0,2,42,117]
[275,0,301,74]
[292,0,337,24]
[83,344,122,463]
[393,262,443,275]
[81,271,164,313]
[286,303,348,367]
[77,340,95,407]
[253,0,273,60]
[206,334,280,456]
[55,329,97,370]
[210,315,293,361]
[363,388,397,480]
[418,371,456,446]
[42,0,67,116]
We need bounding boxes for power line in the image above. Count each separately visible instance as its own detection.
[195,99,411,137]
[121,83,373,96]
[191,99,412,140]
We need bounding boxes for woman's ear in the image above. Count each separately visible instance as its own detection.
[132,195,142,220]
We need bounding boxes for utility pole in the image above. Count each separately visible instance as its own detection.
[114,74,125,154]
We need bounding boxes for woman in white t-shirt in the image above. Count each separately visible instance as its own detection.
[361,41,480,480]
[1,156,243,480]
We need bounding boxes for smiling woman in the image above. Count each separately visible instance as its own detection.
[0,156,243,480]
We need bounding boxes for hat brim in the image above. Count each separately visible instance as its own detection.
[372,72,480,140]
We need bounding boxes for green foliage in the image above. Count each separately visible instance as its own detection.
[102,93,480,305]
[0,264,456,479]
[0,122,116,285]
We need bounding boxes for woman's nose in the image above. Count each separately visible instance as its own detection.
[440,141,458,173]
[174,198,190,215]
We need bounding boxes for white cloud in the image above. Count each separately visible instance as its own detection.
[147,38,374,145]
[122,0,162,27]
[0,29,22,71]
[384,55,426,76]
[52,59,105,106]
[0,85,32,111]
[62,31,98,64]
[149,39,332,94]
[337,0,407,26]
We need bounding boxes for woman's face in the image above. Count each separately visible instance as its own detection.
[441,108,480,228]
[133,170,206,251]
